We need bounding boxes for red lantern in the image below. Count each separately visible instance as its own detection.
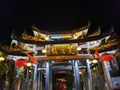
[94,48,100,58]
[101,53,114,61]
[26,53,38,64]
[15,58,28,67]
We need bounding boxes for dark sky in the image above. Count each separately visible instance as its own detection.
[0,0,120,45]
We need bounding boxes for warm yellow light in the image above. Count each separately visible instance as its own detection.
[27,62,32,67]
[42,48,47,53]
[29,70,32,72]
[92,59,98,64]
[62,34,72,39]
[45,36,49,40]
[0,57,5,61]
[74,36,78,39]
[79,71,82,74]
[77,47,81,51]
[93,67,96,70]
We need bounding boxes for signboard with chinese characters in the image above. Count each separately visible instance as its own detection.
[46,44,77,56]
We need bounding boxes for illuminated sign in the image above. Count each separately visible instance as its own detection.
[46,44,77,56]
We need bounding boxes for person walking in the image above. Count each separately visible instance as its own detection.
[114,83,120,90]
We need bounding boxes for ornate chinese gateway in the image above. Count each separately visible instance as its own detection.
[0,22,120,90]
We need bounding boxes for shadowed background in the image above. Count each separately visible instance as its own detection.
[0,0,120,45]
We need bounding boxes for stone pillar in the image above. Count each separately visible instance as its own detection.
[45,62,50,90]
[40,71,43,90]
[37,63,43,90]
[33,65,38,90]
[102,61,112,90]
[74,60,80,90]
[86,59,93,90]
[49,62,52,90]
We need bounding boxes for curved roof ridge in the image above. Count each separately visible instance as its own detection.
[0,44,33,56]
[32,22,90,34]
[11,27,113,45]
[87,26,101,37]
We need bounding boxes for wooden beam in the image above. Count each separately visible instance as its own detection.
[35,54,93,61]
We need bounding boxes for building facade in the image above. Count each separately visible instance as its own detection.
[0,23,120,90]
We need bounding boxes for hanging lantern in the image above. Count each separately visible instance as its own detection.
[26,53,38,64]
[101,53,114,61]
[15,58,28,67]
[94,48,100,58]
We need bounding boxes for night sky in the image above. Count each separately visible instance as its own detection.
[0,0,120,45]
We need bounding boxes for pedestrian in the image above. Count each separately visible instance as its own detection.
[114,83,120,90]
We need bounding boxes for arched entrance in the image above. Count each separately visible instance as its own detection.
[36,59,93,90]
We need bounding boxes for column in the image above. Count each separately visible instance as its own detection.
[49,61,52,90]
[45,61,50,90]
[37,63,43,90]
[102,61,112,90]
[26,68,29,90]
[86,59,93,90]
[37,65,40,90]
[33,65,38,90]
[74,60,80,90]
